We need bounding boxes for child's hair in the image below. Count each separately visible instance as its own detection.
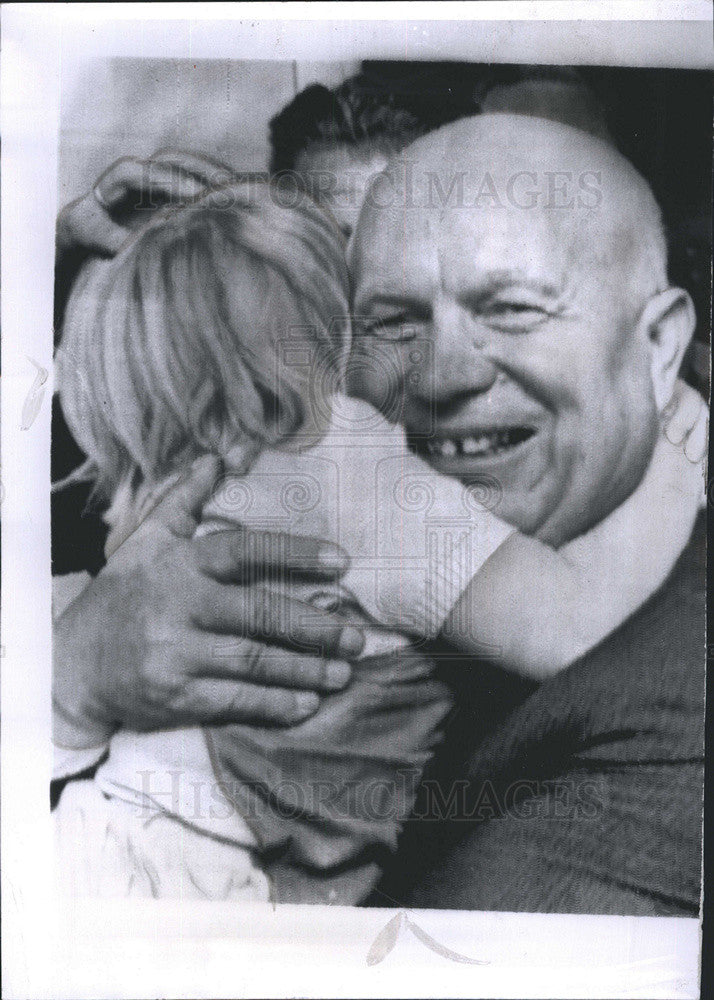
[55,181,351,503]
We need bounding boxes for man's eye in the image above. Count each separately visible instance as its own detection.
[486,301,549,331]
[358,316,420,342]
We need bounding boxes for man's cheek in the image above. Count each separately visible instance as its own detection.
[345,343,408,421]
[521,422,581,543]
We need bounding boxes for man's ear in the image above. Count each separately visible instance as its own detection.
[638,287,696,412]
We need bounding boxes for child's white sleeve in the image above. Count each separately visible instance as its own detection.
[337,422,515,638]
[199,398,515,640]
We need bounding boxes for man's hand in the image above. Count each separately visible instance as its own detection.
[56,150,235,257]
[53,456,362,749]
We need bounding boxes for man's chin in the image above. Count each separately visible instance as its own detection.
[463,473,569,544]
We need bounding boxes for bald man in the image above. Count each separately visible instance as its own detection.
[54,115,706,915]
[349,114,688,547]
[345,115,705,914]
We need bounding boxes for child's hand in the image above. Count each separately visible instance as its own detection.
[662,379,708,465]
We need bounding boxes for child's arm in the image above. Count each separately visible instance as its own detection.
[444,390,707,680]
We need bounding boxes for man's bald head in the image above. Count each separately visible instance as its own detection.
[352,114,668,312]
[348,113,695,546]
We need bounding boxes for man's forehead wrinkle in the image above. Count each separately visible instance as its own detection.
[435,201,569,295]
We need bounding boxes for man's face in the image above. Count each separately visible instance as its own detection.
[295,142,390,242]
[349,159,659,546]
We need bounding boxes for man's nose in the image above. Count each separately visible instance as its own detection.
[412,297,499,403]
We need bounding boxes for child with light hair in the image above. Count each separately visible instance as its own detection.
[54,181,704,904]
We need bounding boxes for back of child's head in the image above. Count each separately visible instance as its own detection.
[56,181,350,504]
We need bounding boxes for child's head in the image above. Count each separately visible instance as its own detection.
[56,181,350,503]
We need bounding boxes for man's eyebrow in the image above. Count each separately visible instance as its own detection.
[457,273,565,310]
[353,293,431,318]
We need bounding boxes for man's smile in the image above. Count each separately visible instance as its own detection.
[406,424,538,472]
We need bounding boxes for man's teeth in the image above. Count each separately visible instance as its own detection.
[424,430,530,458]
[462,437,487,455]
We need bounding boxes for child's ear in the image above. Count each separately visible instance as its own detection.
[638,287,696,412]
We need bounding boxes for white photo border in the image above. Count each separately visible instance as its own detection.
[2,4,710,998]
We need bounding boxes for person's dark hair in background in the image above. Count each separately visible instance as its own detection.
[267,66,486,240]
[268,66,482,175]
[266,64,613,241]
[268,63,610,176]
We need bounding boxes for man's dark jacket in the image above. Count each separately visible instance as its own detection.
[371,513,706,915]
